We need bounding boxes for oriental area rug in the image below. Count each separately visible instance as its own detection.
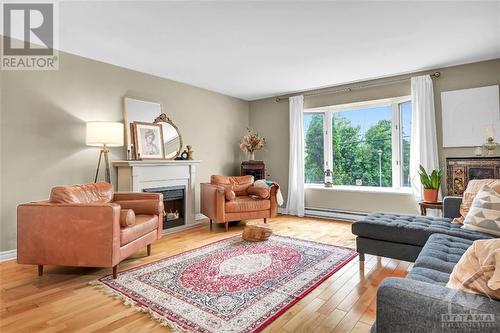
[93,235,357,333]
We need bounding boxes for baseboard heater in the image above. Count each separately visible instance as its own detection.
[304,208,367,222]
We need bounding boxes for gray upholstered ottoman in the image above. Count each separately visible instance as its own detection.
[352,211,492,262]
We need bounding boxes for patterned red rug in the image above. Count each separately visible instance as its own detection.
[93,235,357,333]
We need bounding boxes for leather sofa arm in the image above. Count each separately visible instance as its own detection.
[200,183,225,222]
[113,192,163,202]
[269,183,280,217]
[443,196,462,219]
[114,199,164,216]
[17,202,121,267]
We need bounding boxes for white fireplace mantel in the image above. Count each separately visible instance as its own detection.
[113,160,202,232]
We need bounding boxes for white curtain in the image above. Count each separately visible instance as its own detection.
[409,75,440,200]
[286,95,305,216]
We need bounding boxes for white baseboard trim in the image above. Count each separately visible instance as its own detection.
[278,207,365,222]
[0,249,17,262]
[305,208,367,222]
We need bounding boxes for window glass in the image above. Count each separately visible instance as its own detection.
[400,101,412,187]
[304,113,324,184]
[332,106,393,187]
[303,98,411,189]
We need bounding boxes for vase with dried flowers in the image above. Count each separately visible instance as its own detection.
[240,128,266,160]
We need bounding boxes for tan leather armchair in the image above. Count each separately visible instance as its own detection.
[201,175,279,231]
[17,182,163,279]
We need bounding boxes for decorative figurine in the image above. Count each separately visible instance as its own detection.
[186,145,194,160]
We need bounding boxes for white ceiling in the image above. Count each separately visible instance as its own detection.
[57,1,500,101]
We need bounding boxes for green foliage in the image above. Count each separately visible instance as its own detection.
[332,116,362,185]
[418,165,442,189]
[304,114,396,187]
[304,115,324,183]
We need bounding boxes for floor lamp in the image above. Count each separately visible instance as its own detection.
[86,122,124,183]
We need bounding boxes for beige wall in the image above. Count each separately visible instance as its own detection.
[1,54,498,251]
[249,59,500,214]
[0,51,249,251]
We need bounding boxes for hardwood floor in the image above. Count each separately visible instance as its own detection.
[0,216,411,333]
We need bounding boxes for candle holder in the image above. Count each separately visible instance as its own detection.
[483,136,499,155]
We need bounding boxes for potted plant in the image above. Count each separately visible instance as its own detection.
[240,128,266,160]
[418,165,443,203]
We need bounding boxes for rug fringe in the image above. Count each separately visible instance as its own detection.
[89,280,187,332]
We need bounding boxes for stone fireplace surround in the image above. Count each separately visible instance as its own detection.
[113,160,202,233]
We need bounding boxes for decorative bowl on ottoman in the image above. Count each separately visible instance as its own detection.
[243,223,272,241]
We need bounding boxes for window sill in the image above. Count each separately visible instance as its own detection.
[304,184,413,195]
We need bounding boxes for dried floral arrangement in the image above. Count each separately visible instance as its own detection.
[239,128,266,153]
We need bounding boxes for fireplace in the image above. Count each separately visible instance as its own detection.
[113,160,200,231]
[143,186,185,230]
[446,157,500,195]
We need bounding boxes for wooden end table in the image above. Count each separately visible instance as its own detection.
[241,160,266,180]
[419,201,443,216]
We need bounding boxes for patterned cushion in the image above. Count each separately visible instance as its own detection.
[462,185,500,236]
[447,238,500,300]
[352,212,492,247]
[453,179,500,224]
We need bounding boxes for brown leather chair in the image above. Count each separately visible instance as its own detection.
[17,182,163,279]
[201,175,279,231]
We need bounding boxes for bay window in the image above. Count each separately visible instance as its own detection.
[303,97,412,189]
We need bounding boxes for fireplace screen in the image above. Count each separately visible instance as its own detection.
[143,186,185,230]
[446,157,500,196]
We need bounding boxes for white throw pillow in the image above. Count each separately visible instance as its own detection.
[447,238,500,300]
[462,185,500,236]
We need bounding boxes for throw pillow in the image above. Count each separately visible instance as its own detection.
[225,187,236,201]
[490,251,500,291]
[119,209,136,227]
[462,185,500,236]
[447,238,500,300]
[247,186,270,199]
[453,179,500,224]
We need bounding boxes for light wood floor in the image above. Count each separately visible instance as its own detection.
[0,216,411,333]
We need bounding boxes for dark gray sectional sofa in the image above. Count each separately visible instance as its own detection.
[351,197,500,332]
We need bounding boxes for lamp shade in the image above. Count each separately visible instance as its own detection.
[86,121,124,147]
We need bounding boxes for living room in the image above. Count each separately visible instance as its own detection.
[1,1,499,333]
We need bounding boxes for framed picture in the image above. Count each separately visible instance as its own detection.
[132,122,165,159]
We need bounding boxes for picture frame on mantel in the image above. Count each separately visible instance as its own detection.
[132,122,165,159]
[123,96,184,160]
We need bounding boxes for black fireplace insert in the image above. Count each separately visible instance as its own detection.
[143,186,185,230]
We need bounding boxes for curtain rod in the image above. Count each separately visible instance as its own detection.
[275,71,441,102]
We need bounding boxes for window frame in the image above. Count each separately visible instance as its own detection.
[304,96,411,189]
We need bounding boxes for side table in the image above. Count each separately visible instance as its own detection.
[419,201,443,216]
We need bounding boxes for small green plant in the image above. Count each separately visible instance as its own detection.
[418,165,442,189]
